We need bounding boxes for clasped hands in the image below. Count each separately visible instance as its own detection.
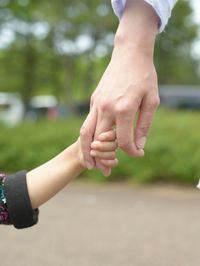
[80,50,160,176]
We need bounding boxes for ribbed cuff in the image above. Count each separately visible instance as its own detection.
[4,171,39,229]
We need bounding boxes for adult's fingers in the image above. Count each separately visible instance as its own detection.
[135,95,160,149]
[80,107,98,169]
[116,112,144,157]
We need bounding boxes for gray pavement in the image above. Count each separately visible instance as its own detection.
[1,182,200,266]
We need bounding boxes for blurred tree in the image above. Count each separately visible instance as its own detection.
[0,0,117,110]
[155,0,200,84]
[0,0,199,113]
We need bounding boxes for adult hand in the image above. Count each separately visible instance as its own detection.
[80,0,160,175]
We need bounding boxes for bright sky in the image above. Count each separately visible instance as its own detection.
[192,0,200,23]
[191,0,200,57]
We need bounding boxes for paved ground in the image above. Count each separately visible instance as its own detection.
[1,181,200,266]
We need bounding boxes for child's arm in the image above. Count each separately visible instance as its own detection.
[0,130,117,228]
[27,130,117,209]
[26,142,84,210]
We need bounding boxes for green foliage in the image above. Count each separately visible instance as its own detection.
[0,117,82,171]
[1,109,200,185]
[0,0,115,107]
[155,0,200,84]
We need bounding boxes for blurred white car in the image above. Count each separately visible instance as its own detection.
[27,95,59,120]
[0,92,24,126]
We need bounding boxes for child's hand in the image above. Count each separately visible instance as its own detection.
[90,130,118,176]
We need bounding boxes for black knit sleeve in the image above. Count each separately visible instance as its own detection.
[4,171,39,229]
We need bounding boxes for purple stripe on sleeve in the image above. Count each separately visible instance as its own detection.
[0,173,11,225]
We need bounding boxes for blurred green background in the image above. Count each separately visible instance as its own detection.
[0,0,200,185]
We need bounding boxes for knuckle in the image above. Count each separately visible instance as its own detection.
[115,106,126,115]
[115,98,139,115]
[80,126,89,138]
[99,100,110,112]
[148,96,160,109]
[115,103,131,116]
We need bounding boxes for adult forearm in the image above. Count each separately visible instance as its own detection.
[114,0,159,57]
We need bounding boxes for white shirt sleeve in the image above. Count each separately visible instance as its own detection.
[111,0,177,33]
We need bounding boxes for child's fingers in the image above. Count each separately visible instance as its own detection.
[100,159,118,168]
[98,130,116,142]
[91,140,117,152]
[90,150,116,160]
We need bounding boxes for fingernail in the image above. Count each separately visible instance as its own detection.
[86,161,93,170]
[138,149,145,157]
[103,169,111,177]
[137,137,147,149]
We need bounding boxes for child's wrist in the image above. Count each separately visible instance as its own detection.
[68,141,85,172]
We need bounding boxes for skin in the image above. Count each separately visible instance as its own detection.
[80,0,160,176]
[26,130,118,209]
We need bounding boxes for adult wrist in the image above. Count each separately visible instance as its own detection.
[113,32,155,59]
[114,0,158,57]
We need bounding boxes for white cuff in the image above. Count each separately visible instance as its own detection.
[111,0,176,33]
[111,0,126,18]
